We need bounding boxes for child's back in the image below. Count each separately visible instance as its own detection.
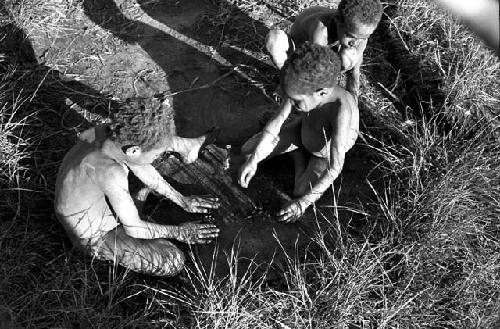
[54,126,120,243]
[290,6,336,46]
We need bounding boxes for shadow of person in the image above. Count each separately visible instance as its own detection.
[77,1,384,279]
[0,14,118,212]
[136,0,275,72]
[82,0,276,145]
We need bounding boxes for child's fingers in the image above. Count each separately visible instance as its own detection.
[191,197,219,207]
[191,223,218,230]
[198,227,220,235]
[238,165,254,188]
[240,170,254,188]
[276,210,290,222]
[277,206,299,222]
[198,201,219,209]
[196,238,214,244]
[198,232,219,239]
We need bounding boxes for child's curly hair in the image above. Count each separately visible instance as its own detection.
[338,0,383,31]
[109,97,175,151]
[280,42,341,95]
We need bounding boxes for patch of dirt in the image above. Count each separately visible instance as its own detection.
[27,0,380,278]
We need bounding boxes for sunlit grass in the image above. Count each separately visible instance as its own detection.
[1,0,499,327]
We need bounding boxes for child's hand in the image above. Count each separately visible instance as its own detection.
[339,47,358,71]
[182,196,220,213]
[277,199,307,223]
[238,159,257,188]
[177,221,220,244]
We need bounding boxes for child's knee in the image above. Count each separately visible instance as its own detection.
[266,29,290,69]
[157,244,186,276]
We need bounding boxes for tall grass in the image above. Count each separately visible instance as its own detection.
[1,0,499,328]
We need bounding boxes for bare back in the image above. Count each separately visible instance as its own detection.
[54,126,121,243]
[290,6,337,46]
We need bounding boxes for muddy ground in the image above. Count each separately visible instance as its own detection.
[27,0,379,278]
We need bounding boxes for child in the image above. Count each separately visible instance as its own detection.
[54,98,220,276]
[266,0,383,97]
[238,43,359,222]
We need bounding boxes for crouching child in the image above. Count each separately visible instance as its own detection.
[238,43,359,222]
[55,99,220,276]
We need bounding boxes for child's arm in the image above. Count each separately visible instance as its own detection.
[345,39,368,98]
[127,163,219,213]
[277,100,358,222]
[239,98,293,188]
[98,166,219,242]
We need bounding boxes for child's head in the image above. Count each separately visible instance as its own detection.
[336,0,383,48]
[109,97,175,164]
[280,42,341,112]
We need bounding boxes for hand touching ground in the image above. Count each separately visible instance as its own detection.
[182,196,220,213]
[277,199,307,223]
[177,222,220,244]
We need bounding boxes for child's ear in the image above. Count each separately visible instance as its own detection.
[317,88,328,97]
[123,145,142,156]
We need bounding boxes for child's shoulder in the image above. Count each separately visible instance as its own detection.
[323,87,358,113]
[333,85,356,104]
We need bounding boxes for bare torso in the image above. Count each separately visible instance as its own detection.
[299,87,359,158]
[54,126,121,243]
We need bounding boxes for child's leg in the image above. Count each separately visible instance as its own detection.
[293,155,329,197]
[289,148,308,184]
[266,29,293,69]
[241,117,303,160]
[171,127,220,164]
[86,226,186,277]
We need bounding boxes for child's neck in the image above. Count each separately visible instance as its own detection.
[102,138,127,164]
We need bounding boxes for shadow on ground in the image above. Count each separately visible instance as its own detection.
[76,0,382,278]
[6,0,384,279]
[82,0,276,143]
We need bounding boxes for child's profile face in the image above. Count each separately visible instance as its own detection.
[285,88,325,113]
[336,20,377,49]
[125,145,165,165]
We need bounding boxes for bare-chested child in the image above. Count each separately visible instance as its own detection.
[238,43,359,222]
[55,99,221,276]
[266,0,383,97]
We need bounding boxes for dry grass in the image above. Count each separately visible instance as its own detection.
[1,0,499,328]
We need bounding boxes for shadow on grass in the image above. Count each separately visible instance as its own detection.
[0,17,118,213]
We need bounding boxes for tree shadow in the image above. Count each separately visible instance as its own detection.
[82,0,276,144]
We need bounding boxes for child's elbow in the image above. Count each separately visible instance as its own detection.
[122,225,148,240]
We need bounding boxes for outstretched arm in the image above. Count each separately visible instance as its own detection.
[345,39,367,98]
[127,163,219,213]
[99,166,219,242]
[239,98,293,187]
